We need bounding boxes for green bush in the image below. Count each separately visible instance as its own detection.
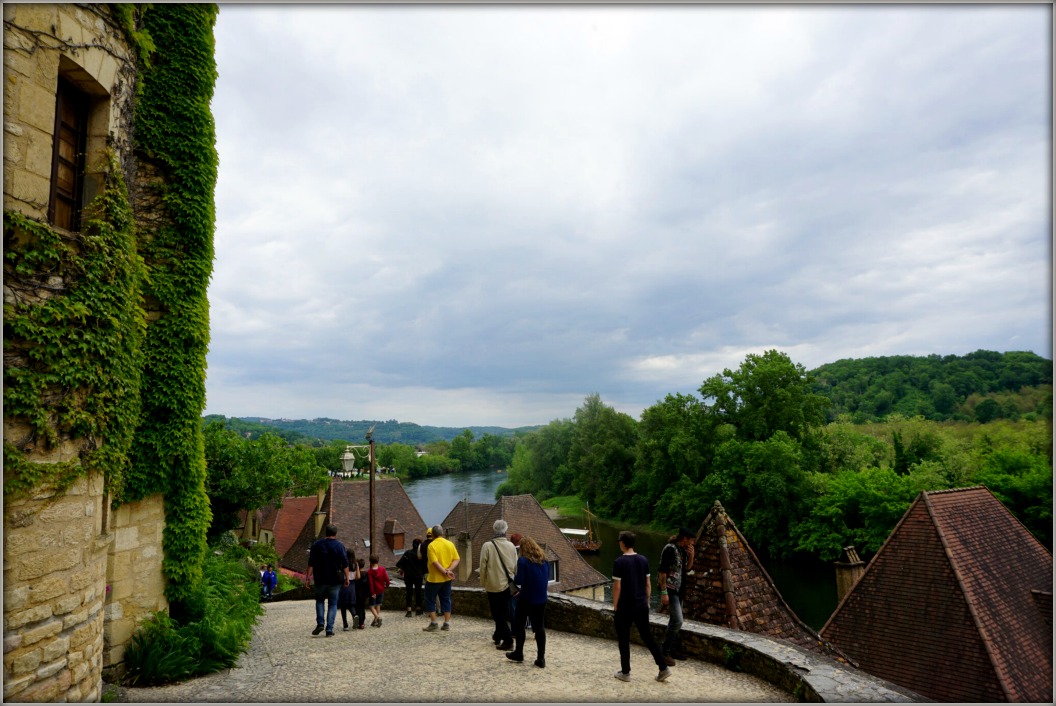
[122,546,262,686]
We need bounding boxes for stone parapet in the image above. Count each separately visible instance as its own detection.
[375,579,923,702]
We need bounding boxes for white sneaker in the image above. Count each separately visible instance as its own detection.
[614,671,631,682]
[656,667,672,682]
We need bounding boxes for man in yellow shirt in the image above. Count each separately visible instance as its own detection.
[422,524,460,632]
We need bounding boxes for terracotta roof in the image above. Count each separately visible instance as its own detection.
[821,486,1053,703]
[683,501,848,661]
[441,495,609,594]
[278,479,429,573]
[270,496,319,558]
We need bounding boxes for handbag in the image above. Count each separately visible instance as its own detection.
[491,539,519,594]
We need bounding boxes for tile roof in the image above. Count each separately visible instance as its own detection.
[821,486,1053,703]
[683,501,849,662]
[278,479,429,573]
[440,495,609,594]
[270,496,319,559]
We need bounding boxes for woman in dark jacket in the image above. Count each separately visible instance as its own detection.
[397,538,425,616]
[505,535,549,668]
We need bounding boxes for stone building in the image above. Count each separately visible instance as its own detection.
[4,4,216,701]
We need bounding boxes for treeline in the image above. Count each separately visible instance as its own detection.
[812,350,1051,423]
[226,416,540,446]
[497,350,1052,561]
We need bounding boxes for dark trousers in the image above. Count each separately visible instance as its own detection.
[487,588,513,644]
[512,601,546,660]
[355,589,367,627]
[406,576,424,610]
[614,606,666,675]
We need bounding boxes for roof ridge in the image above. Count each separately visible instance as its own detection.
[923,490,1015,702]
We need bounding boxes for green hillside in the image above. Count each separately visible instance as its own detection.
[810,350,1051,423]
[209,416,541,446]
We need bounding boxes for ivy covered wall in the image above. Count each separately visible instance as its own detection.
[3,3,219,608]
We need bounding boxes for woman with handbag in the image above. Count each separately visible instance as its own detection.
[505,535,549,669]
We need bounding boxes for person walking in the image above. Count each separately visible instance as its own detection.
[422,524,459,632]
[659,526,696,664]
[353,558,369,629]
[611,530,671,683]
[367,554,391,627]
[306,524,351,637]
[479,519,518,650]
[397,538,425,617]
[261,565,277,601]
[504,535,549,669]
[339,549,360,631]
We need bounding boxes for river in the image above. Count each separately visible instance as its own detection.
[402,468,837,630]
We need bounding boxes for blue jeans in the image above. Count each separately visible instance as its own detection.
[314,583,340,633]
[661,593,683,655]
[424,580,453,615]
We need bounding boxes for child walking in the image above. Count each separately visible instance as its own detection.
[339,549,360,631]
[367,554,391,627]
[353,558,369,629]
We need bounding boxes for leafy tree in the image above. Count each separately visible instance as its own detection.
[449,429,480,471]
[567,394,639,518]
[202,423,330,539]
[627,393,709,524]
[497,418,575,500]
[700,350,828,442]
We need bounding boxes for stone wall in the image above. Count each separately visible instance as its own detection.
[3,4,156,701]
[103,495,168,672]
[3,472,110,702]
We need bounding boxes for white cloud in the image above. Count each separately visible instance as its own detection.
[204,4,1051,427]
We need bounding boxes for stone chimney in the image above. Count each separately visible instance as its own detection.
[834,546,866,602]
[384,519,404,552]
[455,531,472,581]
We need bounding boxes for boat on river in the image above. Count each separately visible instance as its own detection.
[560,506,601,554]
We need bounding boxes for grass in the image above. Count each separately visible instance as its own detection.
[539,495,586,519]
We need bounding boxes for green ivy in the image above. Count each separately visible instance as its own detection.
[3,151,147,501]
[120,3,219,606]
[5,4,219,609]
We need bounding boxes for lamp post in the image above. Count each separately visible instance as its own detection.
[366,427,376,553]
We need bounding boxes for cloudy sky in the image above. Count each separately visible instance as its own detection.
[204,4,1051,428]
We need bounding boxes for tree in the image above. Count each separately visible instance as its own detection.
[567,394,639,518]
[699,350,828,442]
[202,423,330,539]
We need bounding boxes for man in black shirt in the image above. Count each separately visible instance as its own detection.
[306,524,350,637]
[611,530,671,683]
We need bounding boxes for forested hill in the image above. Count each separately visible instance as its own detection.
[202,415,541,445]
[811,350,1052,423]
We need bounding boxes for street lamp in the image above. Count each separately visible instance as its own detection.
[339,447,356,479]
[366,425,376,553]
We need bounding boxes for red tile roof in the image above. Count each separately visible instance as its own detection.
[441,495,609,594]
[821,486,1053,702]
[683,501,849,662]
[270,496,319,559]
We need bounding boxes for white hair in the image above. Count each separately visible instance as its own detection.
[493,519,508,535]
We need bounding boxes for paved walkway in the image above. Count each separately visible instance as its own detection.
[119,601,793,703]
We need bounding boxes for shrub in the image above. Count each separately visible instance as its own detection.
[122,546,262,686]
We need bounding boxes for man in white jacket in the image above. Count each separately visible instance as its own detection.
[479,519,519,651]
